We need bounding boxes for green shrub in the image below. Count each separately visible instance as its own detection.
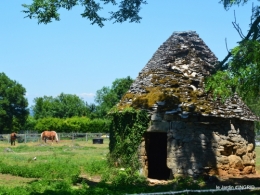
[172,176,206,190]
[108,108,149,171]
[35,117,63,132]
[84,119,111,133]
[110,168,147,187]
[34,117,111,133]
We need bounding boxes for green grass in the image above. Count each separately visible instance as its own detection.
[255,147,260,171]
[0,140,259,195]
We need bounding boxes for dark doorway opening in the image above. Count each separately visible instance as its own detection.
[145,132,170,180]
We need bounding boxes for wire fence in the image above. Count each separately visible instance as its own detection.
[125,186,260,195]
[0,132,109,144]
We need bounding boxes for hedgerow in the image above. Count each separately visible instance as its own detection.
[34,117,111,133]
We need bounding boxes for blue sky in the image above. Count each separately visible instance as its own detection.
[0,1,257,107]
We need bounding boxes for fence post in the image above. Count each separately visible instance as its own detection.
[25,134,27,143]
[86,133,88,142]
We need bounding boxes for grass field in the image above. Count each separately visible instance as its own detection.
[0,139,260,195]
[0,139,111,194]
[255,147,260,172]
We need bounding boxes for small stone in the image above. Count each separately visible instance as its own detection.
[247,143,254,152]
[243,166,253,174]
[228,155,244,170]
[187,169,194,175]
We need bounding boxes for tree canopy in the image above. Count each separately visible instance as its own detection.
[206,0,260,102]
[204,0,260,133]
[219,0,250,9]
[32,76,133,120]
[0,73,29,133]
[32,93,87,119]
[22,0,147,27]
[94,76,133,117]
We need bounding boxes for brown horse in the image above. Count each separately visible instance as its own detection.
[41,131,58,144]
[10,132,17,146]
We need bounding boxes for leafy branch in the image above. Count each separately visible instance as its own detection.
[217,3,260,69]
[208,2,260,101]
[22,0,147,27]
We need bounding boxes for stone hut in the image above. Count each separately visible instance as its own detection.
[118,31,258,180]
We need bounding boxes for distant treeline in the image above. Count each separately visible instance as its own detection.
[0,73,133,134]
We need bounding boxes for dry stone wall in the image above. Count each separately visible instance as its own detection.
[167,117,255,177]
[138,115,256,178]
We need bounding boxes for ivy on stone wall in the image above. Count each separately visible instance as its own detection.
[108,108,149,171]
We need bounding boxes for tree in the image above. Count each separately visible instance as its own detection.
[95,86,118,116]
[112,76,133,100]
[205,0,260,134]
[220,0,250,9]
[32,93,87,119]
[206,0,260,102]
[54,93,87,118]
[85,101,98,119]
[32,96,56,119]
[94,76,133,117]
[0,73,29,133]
[244,96,260,134]
[22,115,37,131]
[22,0,147,27]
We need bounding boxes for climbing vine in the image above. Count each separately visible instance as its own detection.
[108,107,149,172]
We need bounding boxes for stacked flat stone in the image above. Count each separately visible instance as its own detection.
[119,31,258,121]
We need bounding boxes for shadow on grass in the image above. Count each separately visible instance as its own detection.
[27,177,173,195]
[16,175,260,195]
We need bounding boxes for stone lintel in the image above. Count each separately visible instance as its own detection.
[147,121,169,132]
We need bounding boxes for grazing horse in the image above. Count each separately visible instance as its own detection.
[10,132,18,146]
[41,131,59,144]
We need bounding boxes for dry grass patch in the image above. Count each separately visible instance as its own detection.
[0,173,37,187]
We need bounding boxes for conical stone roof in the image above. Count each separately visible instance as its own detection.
[118,31,258,121]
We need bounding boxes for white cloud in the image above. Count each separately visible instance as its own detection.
[77,93,95,98]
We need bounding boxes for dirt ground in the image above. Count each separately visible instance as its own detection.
[216,173,260,186]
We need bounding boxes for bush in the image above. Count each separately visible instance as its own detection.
[111,168,147,187]
[35,117,63,132]
[84,119,111,133]
[108,108,149,170]
[34,117,111,133]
